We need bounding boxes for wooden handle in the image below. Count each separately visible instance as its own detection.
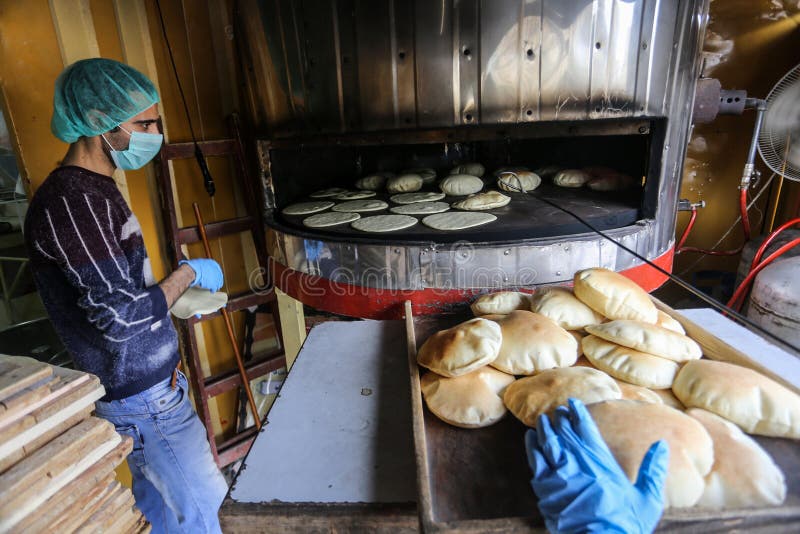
[192,203,262,431]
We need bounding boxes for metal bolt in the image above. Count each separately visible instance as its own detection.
[503,276,509,282]
[394,248,400,254]
[504,249,510,255]
[638,126,648,134]
[556,271,562,276]
[564,247,570,252]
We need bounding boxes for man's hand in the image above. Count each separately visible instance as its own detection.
[525,398,669,534]
[179,259,224,293]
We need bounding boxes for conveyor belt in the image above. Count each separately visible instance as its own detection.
[275,184,640,243]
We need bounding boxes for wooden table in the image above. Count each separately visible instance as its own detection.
[221,309,800,533]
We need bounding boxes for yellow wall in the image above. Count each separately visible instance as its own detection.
[675,1,800,277]
[0,0,270,456]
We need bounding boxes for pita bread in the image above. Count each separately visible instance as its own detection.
[333,190,377,200]
[653,388,685,410]
[416,318,502,377]
[615,381,663,404]
[588,400,714,508]
[302,211,360,228]
[470,291,530,315]
[582,335,680,389]
[451,191,510,210]
[553,169,591,188]
[529,286,604,330]
[170,288,228,319]
[351,214,417,233]
[503,367,620,427]
[672,359,800,438]
[282,201,334,215]
[403,168,437,184]
[572,356,595,368]
[656,310,686,334]
[389,192,445,204]
[496,170,542,193]
[355,174,387,190]
[573,268,658,323]
[587,173,636,192]
[439,174,484,196]
[489,311,578,375]
[688,408,786,508]
[449,162,485,177]
[421,367,515,428]
[309,187,348,198]
[421,212,496,230]
[332,199,389,212]
[390,202,450,215]
[585,320,702,363]
[571,331,585,357]
[387,174,423,193]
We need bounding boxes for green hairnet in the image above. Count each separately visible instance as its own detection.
[51,58,159,143]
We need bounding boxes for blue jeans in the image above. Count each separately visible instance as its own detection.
[95,371,228,533]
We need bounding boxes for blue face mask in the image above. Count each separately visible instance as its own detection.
[102,125,163,170]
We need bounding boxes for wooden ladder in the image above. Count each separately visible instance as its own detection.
[154,115,285,467]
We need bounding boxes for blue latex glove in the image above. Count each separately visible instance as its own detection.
[525,398,669,534]
[179,259,223,293]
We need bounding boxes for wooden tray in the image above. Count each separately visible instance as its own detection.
[404,301,800,533]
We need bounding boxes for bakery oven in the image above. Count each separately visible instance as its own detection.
[235,0,709,319]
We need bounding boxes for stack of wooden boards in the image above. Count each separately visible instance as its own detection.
[0,354,148,533]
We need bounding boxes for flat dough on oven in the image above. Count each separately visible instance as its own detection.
[451,191,510,210]
[422,212,496,230]
[170,287,228,319]
[439,174,484,196]
[309,187,349,198]
[282,201,335,215]
[331,199,389,212]
[390,192,445,204]
[351,214,418,232]
[302,211,360,228]
[387,174,424,193]
[390,202,450,215]
[334,190,376,200]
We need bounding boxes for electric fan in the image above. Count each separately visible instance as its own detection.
[758,62,800,181]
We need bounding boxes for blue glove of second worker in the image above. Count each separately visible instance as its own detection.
[179,259,224,293]
[525,398,669,534]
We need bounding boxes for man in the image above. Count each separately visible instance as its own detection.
[24,58,228,533]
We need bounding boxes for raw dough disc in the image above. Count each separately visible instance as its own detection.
[303,211,361,228]
[422,212,497,230]
[352,214,418,232]
[390,192,446,204]
[170,287,228,319]
[333,190,377,200]
[309,187,349,198]
[390,202,450,215]
[332,199,389,212]
[282,201,335,215]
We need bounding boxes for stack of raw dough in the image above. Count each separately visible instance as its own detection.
[417,267,798,510]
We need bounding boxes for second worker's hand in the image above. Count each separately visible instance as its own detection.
[179,258,224,293]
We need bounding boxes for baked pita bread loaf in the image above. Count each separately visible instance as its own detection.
[553,169,591,188]
[450,162,485,177]
[571,331,584,357]
[653,388,685,410]
[614,380,663,404]
[672,359,800,438]
[585,320,702,363]
[387,173,423,193]
[354,174,387,190]
[503,367,620,426]
[656,310,686,334]
[588,400,714,508]
[451,190,510,210]
[439,174,484,196]
[489,311,578,375]
[470,291,530,315]
[688,408,786,508]
[416,318,502,377]
[582,334,680,389]
[573,268,658,323]
[421,367,515,428]
[496,170,541,193]
[529,286,604,330]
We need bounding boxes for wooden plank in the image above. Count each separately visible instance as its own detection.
[12,436,132,532]
[0,376,55,417]
[0,417,121,530]
[176,216,254,245]
[0,375,103,461]
[75,483,135,533]
[276,288,306,370]
[0,355,53,403]
[203,351,285,397]
[0,405,92,473]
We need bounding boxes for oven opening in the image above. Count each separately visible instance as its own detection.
[264,119,665,244]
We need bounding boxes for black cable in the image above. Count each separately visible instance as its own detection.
[154,0,216,197]
[496,175,800,356]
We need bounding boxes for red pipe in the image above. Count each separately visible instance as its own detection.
[727,236,800,311]
[750,217,800,271]
[675,208,697,250]
[678,189,751,256]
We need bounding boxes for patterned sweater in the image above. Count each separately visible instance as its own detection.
[24,166,179,400]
